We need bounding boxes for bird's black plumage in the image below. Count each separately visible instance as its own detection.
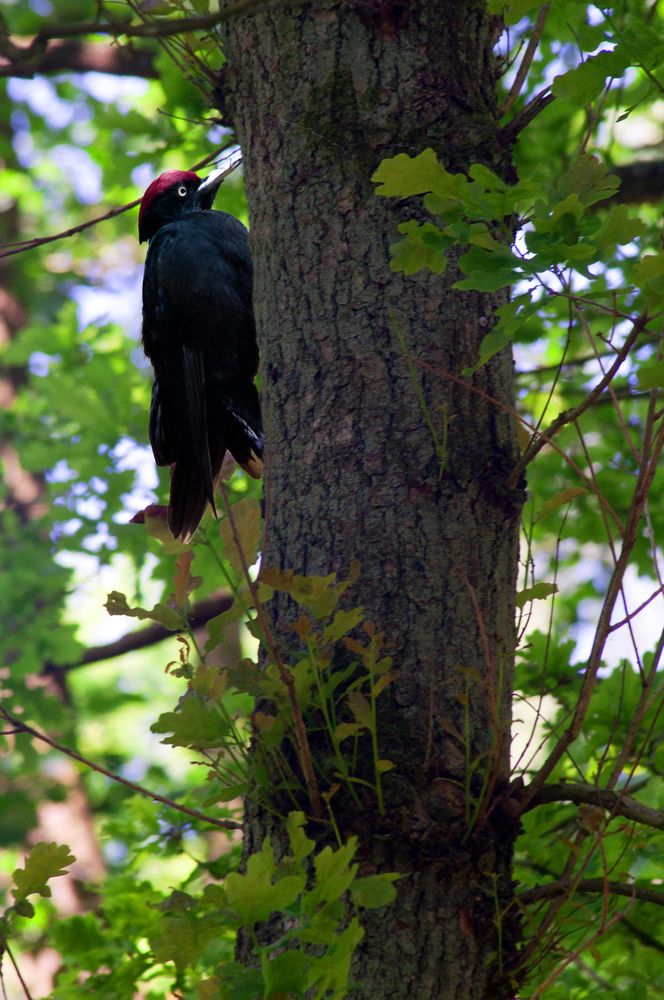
[139,169,263,541]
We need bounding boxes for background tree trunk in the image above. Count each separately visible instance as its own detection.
[220,3,523,996]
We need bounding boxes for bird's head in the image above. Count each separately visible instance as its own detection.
[138,167,225,243]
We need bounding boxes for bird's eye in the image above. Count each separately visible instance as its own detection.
[177,185,187,197]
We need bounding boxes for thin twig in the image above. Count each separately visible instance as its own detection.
[501,3,551,114]
[521,405,664,807]
[2,940,34,1000]
[605,628,664,787]
[529,908,627,998]
[520,878,664,906]
[517,348,617,378]
[608,585,664,632]
[0,707,241,831]
[511,313,647,484]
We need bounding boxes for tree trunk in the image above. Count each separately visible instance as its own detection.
[220,3,523,996]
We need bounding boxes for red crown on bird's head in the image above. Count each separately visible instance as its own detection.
[138,170,200,236]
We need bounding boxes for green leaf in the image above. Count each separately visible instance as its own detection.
[455,245,522,292]
[556,155,620,208]
[323,606,365,643]
[635,254,664,308]
[151,696,229,749]
[637,360,664,390]
[620,21,664,70]
[104,591,182,631]
[596,204,646,249]
[552,50,630,105]
[51,913,107,957]
[305,917,364,996]
[389,221,448,275]
[291,572,342,618]
[372,148,447,198]
[12,842,75,902]
[286,811,316,865]
[516,582,559,608]
[262,949,308,995]
[462,328,512,377]
[487,0,547,25]
[463,295,542,375]
[350,873,400,909]
[150,915,215,974]
[215,783,248,803]
[259,565,359,618]
[205,600,245,652]
[224,841,306,924]
[311,839,358,906]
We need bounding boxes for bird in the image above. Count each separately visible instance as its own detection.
[138,167,263,542]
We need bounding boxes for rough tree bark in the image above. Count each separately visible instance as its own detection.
[220,3,523,997]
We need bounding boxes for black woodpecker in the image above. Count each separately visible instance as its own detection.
[138,168,263,541]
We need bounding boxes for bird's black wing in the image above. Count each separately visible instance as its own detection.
[141,210,261,540]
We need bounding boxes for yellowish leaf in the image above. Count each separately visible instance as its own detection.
[372,671,397,698]
[348,691,372,728]
[253,712,276,731]
[220,498,261,571]
[534,487,586,522]
[290,614,312,640]
[334,722,364,743]
[174,550,194,608]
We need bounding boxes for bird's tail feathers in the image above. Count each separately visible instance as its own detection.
[169,430,231,541]
[218,381,264,479]
[168,456,210,543]
[239,450,264,480]
[182,343,215,507]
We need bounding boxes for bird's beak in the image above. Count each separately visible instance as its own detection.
[196,150,243,209]
[195,167,226,210]
[198,166,226,197]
